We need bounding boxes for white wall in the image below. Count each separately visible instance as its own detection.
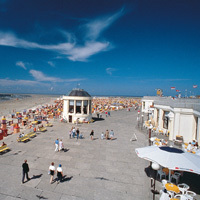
[197,117,200,144]
[142,100,154,113]
[179,114,193,143]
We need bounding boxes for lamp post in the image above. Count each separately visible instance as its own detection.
[151,162,160,200]
[137,116,140,128]
[137,111,140,128]
[148,128,152,146]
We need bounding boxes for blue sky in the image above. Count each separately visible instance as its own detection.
[0,0,200,96]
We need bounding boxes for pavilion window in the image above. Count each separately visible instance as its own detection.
[76,100,82,114]
[83,100,88,114]
[69,100,74,113]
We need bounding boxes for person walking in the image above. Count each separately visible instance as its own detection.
[59,139,64,152]
[49,162,55,184]
[105,130,109,140]
[76,128,80,140]
[72,127,76,138]
[55,138,59,152]
[105,111,108,117]
[101,132,104,140]
[56,164,63,183]
[22,160,30,184]
[69,129,72,139]
[109,130,114,140]
[90,130,94,140]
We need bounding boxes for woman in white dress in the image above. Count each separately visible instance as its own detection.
[49,162,55,184]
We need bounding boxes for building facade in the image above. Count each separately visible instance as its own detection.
[142,96,200,143]
[62,89,92,123]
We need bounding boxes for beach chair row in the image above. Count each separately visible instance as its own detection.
[0,145,10,153]
[17,126,48,142]
[17,132,36,142]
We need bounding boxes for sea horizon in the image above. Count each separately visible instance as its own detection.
[0,92,144,101]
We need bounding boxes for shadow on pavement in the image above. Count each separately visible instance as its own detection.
[63,148,69,152]
[61,175,73,182]
[31,174,43,179]
[36,195,48,199]
[92,117,105,122]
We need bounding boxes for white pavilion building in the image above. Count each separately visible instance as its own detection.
[142,96,200,143]
[62,88,92,123]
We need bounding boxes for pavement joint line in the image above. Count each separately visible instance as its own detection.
[0,193,23,199]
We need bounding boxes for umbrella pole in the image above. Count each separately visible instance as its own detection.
[168,169,171,182]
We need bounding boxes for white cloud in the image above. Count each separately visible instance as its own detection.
[0,32,74,52]
[84,8,124,40]
[68,41,110,61]
[0,8,124,62]
[29,70,62,82]
[16,61,27,70]
[0,78,42,86]
[29,69,85,82]
[106,67,117,75]
[47,61,55,67]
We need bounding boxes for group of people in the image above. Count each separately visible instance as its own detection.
[186,140,199,152]
[68,128,115,141]
[18,132,25,139]
[21,159,64,184]
[49,162,63,184]
[69,127,83,139]
[54,138,64,152]
[102,129,114,140]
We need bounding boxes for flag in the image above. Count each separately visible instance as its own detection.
[171,87,175,90]
[176,90,180,92]
[193,85,197,88]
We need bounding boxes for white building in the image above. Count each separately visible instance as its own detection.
[62,89,92,123]
[142,97,200,144]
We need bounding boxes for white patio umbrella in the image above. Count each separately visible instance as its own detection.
[135,146,200,181]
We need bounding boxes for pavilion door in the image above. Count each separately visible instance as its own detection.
[69,115,72,123]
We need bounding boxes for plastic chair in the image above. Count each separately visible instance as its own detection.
[167,191,175,199]
[158,170,166,180]
[177,184,190,194]
[162,179,168,188]
[171,172,181,185]
[160,191,170,200]
[174,194,188,200]
[186,191,196,197]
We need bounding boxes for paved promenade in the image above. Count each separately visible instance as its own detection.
[0,109,151,200]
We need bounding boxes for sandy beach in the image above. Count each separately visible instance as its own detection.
[0,94,59,117]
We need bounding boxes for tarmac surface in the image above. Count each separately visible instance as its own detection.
[0,109,152,200]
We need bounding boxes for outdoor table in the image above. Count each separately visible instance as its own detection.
[165,183,180,193]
